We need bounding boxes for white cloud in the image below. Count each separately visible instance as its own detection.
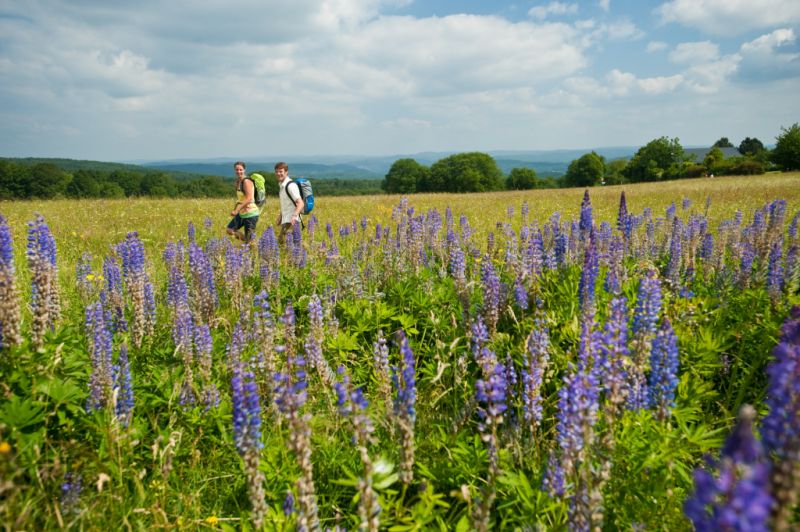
[741,28,797,54]
[598,0,611,12]
[528,2,578,20]
[669,41,720,64]
[646,41,668,52]
[737,28,800,80]
[656,0,800,36]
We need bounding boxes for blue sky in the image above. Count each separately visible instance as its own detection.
[0,0,798,162]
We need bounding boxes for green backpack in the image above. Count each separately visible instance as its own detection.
[248,173,267,207]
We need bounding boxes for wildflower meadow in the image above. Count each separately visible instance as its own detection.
[1,174,799,530]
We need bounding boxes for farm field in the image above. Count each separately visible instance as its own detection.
[1,173,800,530]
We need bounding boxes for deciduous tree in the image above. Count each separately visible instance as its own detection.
[382,158,429,194]
[771,123,800,171]
[564,151,605,187]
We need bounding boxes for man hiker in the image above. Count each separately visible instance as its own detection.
[274,161,303,245]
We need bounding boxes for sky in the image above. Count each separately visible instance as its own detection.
[0,0,799,162]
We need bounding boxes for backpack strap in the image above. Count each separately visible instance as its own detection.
[286,180,302,202]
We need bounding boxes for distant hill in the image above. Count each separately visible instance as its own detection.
[142,161,382,180]
[141,147,641,180]
[4,157,214,181]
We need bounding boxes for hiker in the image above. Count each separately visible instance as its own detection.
[226,161,260,242]
[274,161,304,244]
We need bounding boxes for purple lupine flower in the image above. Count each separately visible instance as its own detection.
[187,221,196,243]
[189,242,218,323]
[616,191,629,235]
[665,217,683,289]
[603,236,624,295]
[554,231,568,268]
[393,331,417,423]
[596,296,631,409]
[334,365,376,447]
[521,200,529,223]
[629,269,662,410]
[523,320,549,431]
[60,472,82,515]
[194,320,218,411]
[480,256,503,333]
[543,451,566,497]
[665,202,676,221]
[373,330,392,414]
[513,278,528,311]
[578,231,599,318]
[116,232,151,348]
[0,215,21,349]
[785,244,800,296]
[760,306,800,528]
[737,240,756,289]
[472,328,507,531]
[305,294,334,385]
[114,344,134,427]
[100,256,126,335]
[27,215,60,347]
[766,240,783,302]
[527,226,545,277]
[579,189,593,241]
[173,306,196,408]
[647,318,679,420]
[75,251,95,301]
[231,367,263,455]
[684,405,772,532]
[167,265,189,310]
[86,302,114,413]
[393,331,417,486]
[283,490,295,516]
[699,233,714,263]
[553,364,600,529]
[274,345,318,530]
[231,363,268,527]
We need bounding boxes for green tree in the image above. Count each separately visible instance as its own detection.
[623,137,685,182]
[428,152,503,193]
[98,181,126,198]
[0,160,26,199]
[712,137,734,148]
[564,151,605,187]
[738,137,765,156]
[27,163,71,198]
[506,167,538,190]
[604,159,627,185]
[108,170,142,196]
[66,169,103,198]
[382,158,429,194]
[703,147,725,175]
[771,123,800,171]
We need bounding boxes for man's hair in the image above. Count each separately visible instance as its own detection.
[234,161,246,169]
[275,161,288,172]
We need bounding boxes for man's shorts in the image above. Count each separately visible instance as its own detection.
[227,214,259,241]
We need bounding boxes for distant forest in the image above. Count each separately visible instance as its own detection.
[2,125,798,200]
[0,158,383,200]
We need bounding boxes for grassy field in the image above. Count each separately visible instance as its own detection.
[1,172,799,530]
[2,173,799,274]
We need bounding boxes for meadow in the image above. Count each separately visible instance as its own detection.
[1,173,799,530]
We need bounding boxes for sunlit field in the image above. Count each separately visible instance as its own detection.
[1,173,799,530]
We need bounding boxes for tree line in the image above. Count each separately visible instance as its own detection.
[382,123,800,193]
[0,159,386,200]
[2,123,798,200]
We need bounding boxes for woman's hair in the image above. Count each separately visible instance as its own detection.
[234,161,246,169]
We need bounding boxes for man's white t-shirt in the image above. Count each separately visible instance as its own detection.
[279,178,303,224]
